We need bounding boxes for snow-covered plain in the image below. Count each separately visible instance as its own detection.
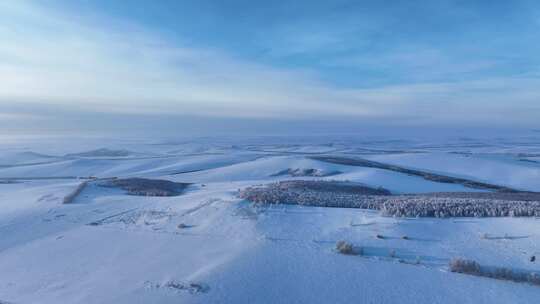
[1,136,540,303]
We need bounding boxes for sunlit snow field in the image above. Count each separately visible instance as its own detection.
[1,135,540,303]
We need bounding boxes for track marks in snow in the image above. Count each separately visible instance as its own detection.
[87,208,141,226]
[180,198,221,217]
[37,194,59,203]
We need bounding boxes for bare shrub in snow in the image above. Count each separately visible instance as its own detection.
[449,258,481,274]
[177,223,194,229]
[528,273,540,285]
[145,280,209,294]
[336,240,362,255]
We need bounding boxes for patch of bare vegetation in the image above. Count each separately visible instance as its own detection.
[449,258,540,286]
[100,178,190,196]
[145,280,209,294]
[449,258,481,274]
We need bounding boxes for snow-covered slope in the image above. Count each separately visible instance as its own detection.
[1,137,540,303]
[0,153,260,179]
[170,155,481,193]
[364,152,540,191]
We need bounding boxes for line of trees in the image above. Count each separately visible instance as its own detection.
[239,180,540,218]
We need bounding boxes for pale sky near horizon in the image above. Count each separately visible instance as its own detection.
[1,0,539,135]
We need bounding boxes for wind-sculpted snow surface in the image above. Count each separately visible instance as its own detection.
[239,180,540,217]
[311,156,518,192]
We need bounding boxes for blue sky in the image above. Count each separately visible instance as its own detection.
[1,0,539,135]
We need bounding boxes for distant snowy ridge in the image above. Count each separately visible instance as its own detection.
[311,156,518,192]
[65,148,132,158]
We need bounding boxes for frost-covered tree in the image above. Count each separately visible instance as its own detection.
[238,180,540,218]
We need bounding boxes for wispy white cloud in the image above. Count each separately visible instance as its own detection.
[0,0,539,128]
[0,1,378,119]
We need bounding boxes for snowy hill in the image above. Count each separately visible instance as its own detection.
[1,137,540,303]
